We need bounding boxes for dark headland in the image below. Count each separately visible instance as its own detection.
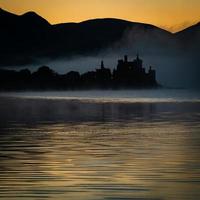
[0,55,158,91]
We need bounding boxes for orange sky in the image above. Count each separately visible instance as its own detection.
[0,0,200,32]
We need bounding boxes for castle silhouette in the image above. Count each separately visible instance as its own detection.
[0,55,158,90]
[113,54,156,87]
[81,54,157,88]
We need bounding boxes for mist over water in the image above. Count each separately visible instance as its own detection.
[1,89,200,103]
[10,26,198,89]
[43,53,199,88]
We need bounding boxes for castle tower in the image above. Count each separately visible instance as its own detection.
[135,53,142,68]
[101,60,104,69]
[136,53,139,60]
[124,55,128,63]
[148,66,156,83]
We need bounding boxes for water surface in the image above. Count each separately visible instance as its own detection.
[0,90,200,200]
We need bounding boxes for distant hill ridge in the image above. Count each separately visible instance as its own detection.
[0,8,199,66]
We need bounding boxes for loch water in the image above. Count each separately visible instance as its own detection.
[0,89,200,200]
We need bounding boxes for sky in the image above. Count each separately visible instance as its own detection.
[0,0,200,32]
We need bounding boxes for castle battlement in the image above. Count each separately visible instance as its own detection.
[112,55,157,87]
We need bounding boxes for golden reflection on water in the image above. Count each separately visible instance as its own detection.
[0,98,200,200]
[0,121,200,200]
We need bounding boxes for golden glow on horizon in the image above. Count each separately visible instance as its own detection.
[0,0,200,32]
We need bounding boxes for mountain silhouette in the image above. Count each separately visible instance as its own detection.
[0,8,199,67]
[175,22,200,53]
[0,8,50,30]
[0,8,172,66]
